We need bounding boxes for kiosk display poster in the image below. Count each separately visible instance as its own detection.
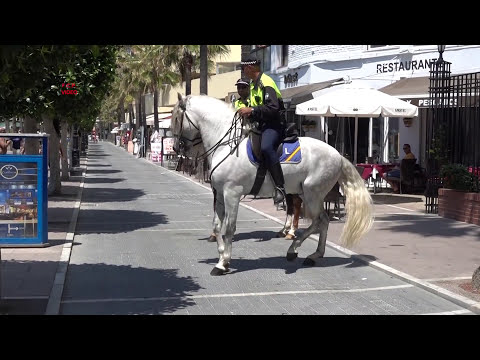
[0,162,38,238]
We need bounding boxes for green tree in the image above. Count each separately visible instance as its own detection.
[0,45,118,194]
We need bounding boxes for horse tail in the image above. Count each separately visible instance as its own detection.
[337,157,374,249]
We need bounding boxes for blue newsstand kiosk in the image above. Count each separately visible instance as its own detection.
[0,133,49,246]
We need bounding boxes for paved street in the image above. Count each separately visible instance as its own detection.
[59,142,475,315]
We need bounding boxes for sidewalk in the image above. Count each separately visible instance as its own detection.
[0,159,86,315]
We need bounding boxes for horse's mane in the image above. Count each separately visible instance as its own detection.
[187,95,236,134]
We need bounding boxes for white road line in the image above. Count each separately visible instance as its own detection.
[78,226,284,232]
[61,284,413,304]
[76,219,271,224]
[2,296,49,300]
[420,309,473,315]
[384,204,416,212]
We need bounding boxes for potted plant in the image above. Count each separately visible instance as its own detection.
[438,163,480,225]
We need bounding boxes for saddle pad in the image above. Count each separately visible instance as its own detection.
[247,138,302,166]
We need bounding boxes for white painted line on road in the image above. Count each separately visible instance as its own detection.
[45,162,86,315]
[384,204,416,212]
[420,309,473,315]
[78,226,284,233]
[61,284,413,304]
[76,218,270,224]
[2,296,49,300]
[142,193,213,196]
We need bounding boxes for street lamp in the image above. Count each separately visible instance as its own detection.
[437,45,446,62]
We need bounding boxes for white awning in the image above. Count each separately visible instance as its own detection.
[146,113,172,126]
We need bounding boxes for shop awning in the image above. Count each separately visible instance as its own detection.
[379,76,430,97]
[281,78,344,106]
[146,113,172,126]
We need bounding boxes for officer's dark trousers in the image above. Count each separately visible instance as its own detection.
[261,128,282,167]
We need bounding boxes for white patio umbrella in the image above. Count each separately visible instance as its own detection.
[295,85,418,163]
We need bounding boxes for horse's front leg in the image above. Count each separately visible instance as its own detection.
[211,190,241,276]
[208,189,218,242]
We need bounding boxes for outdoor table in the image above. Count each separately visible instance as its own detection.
[356,163,397,193]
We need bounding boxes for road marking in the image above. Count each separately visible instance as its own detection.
[61,284,413,304]
[2,296,49,300]
[420,309,473,315]
[77,226,284,232]
[76,218,271,224]
[384,204,416,212]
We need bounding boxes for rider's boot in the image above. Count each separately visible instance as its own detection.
[269,162,286,205]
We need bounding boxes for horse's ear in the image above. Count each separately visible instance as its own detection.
[177,93,186,110]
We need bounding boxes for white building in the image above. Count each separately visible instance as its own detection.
[258,45,480,167]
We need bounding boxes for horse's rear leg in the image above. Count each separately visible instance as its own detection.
[285,195,302,240]
[278,194,294,237]
[286,189,323,261]
[211,191,240,276]
[303,209,329,266]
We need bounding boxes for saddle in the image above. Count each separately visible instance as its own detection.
[248,123,301,196]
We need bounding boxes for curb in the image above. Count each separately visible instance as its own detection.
[44,159,87,315]
[144,156,480,314]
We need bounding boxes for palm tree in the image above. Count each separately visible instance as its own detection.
[166,45,230,96]
[200,45,208,95]
[140,46,180,131]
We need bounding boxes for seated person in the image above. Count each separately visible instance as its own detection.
[383,144,416,193]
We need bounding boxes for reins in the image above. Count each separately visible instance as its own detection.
[179,108,245,183]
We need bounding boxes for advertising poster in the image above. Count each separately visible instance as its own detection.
[0,162,38,238]
[163,137,175,154]
[151,143,162,162]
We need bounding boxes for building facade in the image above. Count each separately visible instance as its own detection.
[258,45,480,167]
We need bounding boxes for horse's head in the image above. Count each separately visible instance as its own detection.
[171,93,202,155]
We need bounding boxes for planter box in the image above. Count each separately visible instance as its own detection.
[438,188,480,226]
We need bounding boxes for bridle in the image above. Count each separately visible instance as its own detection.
[177,106,203,149]
[175,104,245,182]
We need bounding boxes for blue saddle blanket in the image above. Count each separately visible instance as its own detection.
[247,138,302,165]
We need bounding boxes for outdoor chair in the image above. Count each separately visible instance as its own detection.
[400,159,426,194]
[324,182,343,219]
[424,176,443,214]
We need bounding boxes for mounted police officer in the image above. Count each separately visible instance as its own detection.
[237,57,286,205]
[234,78,250,110]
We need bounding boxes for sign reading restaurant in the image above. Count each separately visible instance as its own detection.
[377,58,437,73]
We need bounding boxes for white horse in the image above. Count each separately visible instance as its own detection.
[171,94,374,276]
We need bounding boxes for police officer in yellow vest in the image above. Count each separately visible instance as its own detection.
[238,57,286,205]
[234,78,250,110]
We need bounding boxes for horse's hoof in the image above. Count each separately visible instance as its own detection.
[208,235,217,242]
[210,267,226,276]
[286,252,298,261]
[303,258,316,267]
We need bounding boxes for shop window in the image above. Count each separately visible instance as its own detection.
[281,45,288,67]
